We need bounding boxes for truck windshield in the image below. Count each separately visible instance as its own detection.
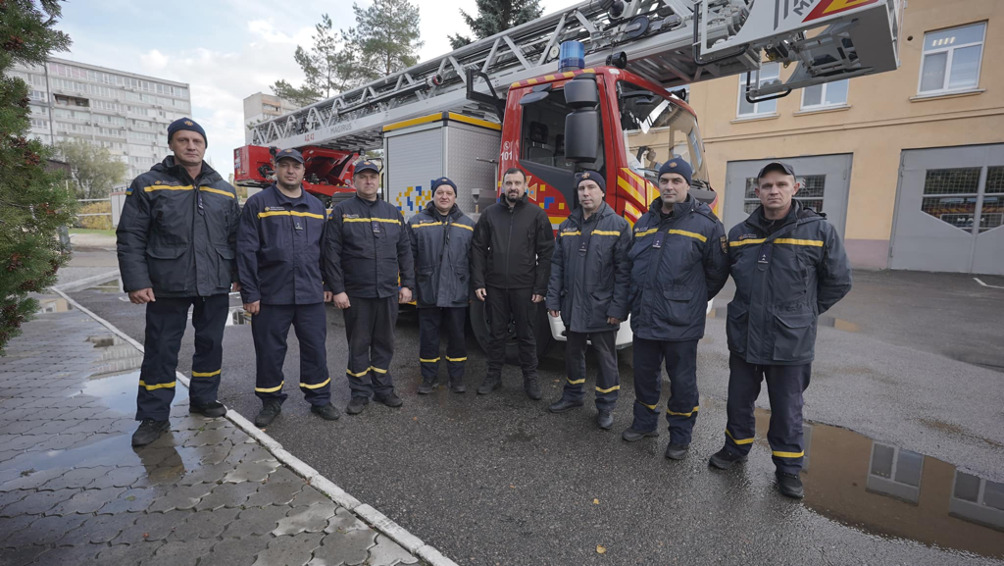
[520,87,604,173]
[617,81,708,187]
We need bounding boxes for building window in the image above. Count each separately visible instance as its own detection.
[919,22,986,94]
[737,62,780,117]
[801,79,848,110]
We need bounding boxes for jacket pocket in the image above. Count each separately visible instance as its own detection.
[216,245,235,286]
[416,266,436,305]
[146,245,186,290]
[660,286,695,326]
[726,301,749,355]
[771,310,817,362]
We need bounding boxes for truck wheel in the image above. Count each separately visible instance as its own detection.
[469,299,553,364]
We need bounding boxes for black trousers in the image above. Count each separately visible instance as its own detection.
[631,338,700,445]
[485,286,538,379]
[562,330,619,410]
[251,302,330,406]
[723,354,812,474]
[136,294,228,421]
[342,295,398,399]
[418,306,467,386]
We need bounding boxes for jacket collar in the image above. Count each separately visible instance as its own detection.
[498,192,529,209]
[648,194,696,218]
[268,183,306,207]
[423,200,462,220]
[155,156,221,184]
[745,200,819,233]
[570,201,611,226]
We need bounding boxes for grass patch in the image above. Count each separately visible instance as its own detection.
[70,228,116,237]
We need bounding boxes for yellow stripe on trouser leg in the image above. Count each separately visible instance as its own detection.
[192,369,221,377]
[726,429,755,445]
[667,405,700,417]
[420,357,441,363]
[369,366,388,374]
[300,378,331,390]
[772,450,804,459]
[346,368,369,377]
[446,356,467,362]
[138,380,176,391]
[641,402,657,410]
[595,385,620,394]
[255,380,284,393]
[567,378,586,385]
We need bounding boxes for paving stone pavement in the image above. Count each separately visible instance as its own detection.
[0,296,424,566]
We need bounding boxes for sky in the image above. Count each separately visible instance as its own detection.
[56,0,577,176]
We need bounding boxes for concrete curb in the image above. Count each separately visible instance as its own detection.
[51,287,459,566]
[54,269,123,293]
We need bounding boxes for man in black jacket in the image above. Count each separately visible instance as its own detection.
[117,118,240,447]
[545,171,631,429]
[323,159,415,415]
[471,167,555,399]
[709,162,852,499]
[407,177,475,394]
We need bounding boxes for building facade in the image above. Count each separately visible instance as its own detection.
[243,92,300,143]
[686,0,1003,275]
[9,57,192,181]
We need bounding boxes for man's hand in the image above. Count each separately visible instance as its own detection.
[475,288,487,301]
[531,294,544,303]
[324,291,333,303]
[333,292,351,309]
[549,309,560,318]
[607,317,621,325]
[128,288,156,304]
[398,287,412,304]
[232,282,242,292]
[244,301,260,315]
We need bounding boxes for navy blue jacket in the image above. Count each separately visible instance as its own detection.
[546,202,631,333]
[237,185,326,305]
[628,196,729,341]
[322,194,415,299]
[117,156,239,298]
[726,201,852,365]
[407,202,475,308]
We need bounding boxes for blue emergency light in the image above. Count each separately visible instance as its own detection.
[559,41,585,72]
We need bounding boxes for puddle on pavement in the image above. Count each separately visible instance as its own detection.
[748,408,1004,557]
[85,276,123,293]
[82,276,248,326]
[36,297,74,313]
[707,308,861,332]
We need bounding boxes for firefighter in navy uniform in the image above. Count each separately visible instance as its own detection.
[117,118,240,447]
[709,161,851,499]
[545,171,631,430]
[237,148,340,428]
[323,159,415,415]
[623,158,729,460]
[407,177,475,394]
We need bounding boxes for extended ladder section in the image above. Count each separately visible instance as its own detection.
[248,0,900,151]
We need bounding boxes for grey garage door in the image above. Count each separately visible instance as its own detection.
[891,145,1004,275]
[723,154,851,237]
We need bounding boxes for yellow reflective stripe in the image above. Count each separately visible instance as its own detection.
[617,175,644,205]
[774,238,824,247]
[412,222,443,228]
[255,381,285,393]
[192,369,221,378]
[772,450,805,459]
[667,405,700,417]
[198,186,235,199]
[454,223,474,232]
[560,231,581,237]
[634,228,657,238]
[566,378,586,385]
[730,238,766,247]
[138,380,176,390]
[258,211,324,219]
[420,357,441,363]
[726,429,755,445]
[144,184,193,192]
[346,368,369,377]
[343,217,400,225]
[592,230,621,236]
[641,402,657,410]
[369,366,388,374]
[668,229,707,242]
[299,378,331,390]
[595,385,620,394]
[446,356,467,362]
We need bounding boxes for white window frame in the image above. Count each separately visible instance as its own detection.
[800,79,849,110]
[736,63,781,118]
[917,22,986,95]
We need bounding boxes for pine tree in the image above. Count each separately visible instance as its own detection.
[351,0,423,79]
[449,0,544,50]
[0,0,75,355]
[271,13,366,106]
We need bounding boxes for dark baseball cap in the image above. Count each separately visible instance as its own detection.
[757,161,796,180]
[274,148,304,164]
[354,159,380,174]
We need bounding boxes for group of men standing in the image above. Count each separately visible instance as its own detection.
[118,117,851,500]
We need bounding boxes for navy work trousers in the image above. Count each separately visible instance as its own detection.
[723,353,812,474]
[485,286,538,379]
[418,306,467,387]
[136,294,228,421]
[631,338,700,445]
[342,295,398,400]
[562,330,619,410]
[251,302,331,406]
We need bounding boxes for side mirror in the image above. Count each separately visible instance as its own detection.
[564,74,600,163]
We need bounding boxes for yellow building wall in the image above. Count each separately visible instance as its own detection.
[688,0,1004,268]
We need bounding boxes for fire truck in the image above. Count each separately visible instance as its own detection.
[234,0,901,357]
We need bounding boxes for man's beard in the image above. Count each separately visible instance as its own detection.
[505,191,521,204]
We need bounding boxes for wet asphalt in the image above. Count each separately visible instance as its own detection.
[65,253,1004,566]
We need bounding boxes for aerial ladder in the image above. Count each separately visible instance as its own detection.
[242,0,900,153]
